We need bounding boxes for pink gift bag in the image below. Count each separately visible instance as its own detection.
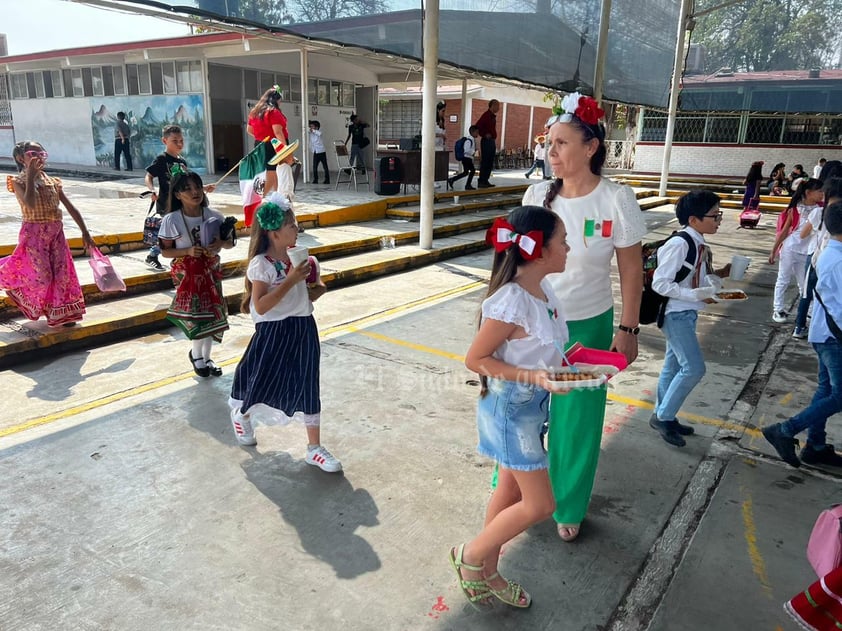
[88,247,126,292]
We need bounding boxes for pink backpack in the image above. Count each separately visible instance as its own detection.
[776,206,800,240]
[807,505,842,577]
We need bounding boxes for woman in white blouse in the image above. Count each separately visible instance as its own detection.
[521,93,648,542]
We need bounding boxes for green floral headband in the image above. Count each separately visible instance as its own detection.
[256,202,287,231]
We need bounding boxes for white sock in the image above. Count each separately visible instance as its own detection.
[201,337,213,362]
[191,340,205,367]
[307,444,319,451]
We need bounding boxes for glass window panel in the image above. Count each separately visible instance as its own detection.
[162,61,176,94]
[26,72,39,99]
[342,83,355,108]
[126,64,139,95]
[176,61,190,93]
[71,68,84,97]
[102,66,114,96]
[330,81,341,106]
[189,61,203,92]
[91,67,104,96]
[289,75,300,103]
[317,80,330,105]
[43,72,53,98]
[308,78,317,103]
[82,67,93,96]
[62,69,73,97]
[10,74,28,99]
[150,62,163,94]
[260,72,275,93]
[32,72,45,98]
[50,70,64,97]
[112,66,126,95]
[137,64,151,94]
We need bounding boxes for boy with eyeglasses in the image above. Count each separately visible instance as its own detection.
[649,190,731,447]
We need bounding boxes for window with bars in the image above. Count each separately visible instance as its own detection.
[0,75,13,125]
[380,100,422,140]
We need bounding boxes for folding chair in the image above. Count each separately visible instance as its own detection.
[333,141,370,191]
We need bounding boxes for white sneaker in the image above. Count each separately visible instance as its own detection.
[772,310,788,323]
[305,445,342,472]
[230,408,256,446]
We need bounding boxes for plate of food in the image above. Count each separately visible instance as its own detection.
[547,364,619,391]
[713,290,748,302]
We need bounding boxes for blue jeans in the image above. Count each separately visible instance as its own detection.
[655,310,706,421]
[794,260,817,330]
[349,144,366,169]
[781,339,842,447]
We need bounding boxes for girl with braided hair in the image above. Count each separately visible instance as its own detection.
[520,93,648,542]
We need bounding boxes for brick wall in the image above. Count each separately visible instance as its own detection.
[468,99,552,151]
[635,143,842,178]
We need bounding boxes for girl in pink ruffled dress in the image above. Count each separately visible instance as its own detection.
[1,141,95,326]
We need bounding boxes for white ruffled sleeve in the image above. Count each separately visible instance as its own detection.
[482,284,532,330]
[247,256,277,284]
[612,184,649,248]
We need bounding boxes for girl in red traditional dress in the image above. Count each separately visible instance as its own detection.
[1,140,95,326]
[158,168,235,377]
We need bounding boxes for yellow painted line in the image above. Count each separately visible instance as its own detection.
[740,487,773,598]
[350,328,466,361]
[780,392,793,406]
[1,280,486,439]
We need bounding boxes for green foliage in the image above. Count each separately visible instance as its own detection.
[693,0,842,72]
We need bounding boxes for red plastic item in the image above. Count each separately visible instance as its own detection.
[566,342,628,372]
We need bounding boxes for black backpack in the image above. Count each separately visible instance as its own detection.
[640,231,697,328]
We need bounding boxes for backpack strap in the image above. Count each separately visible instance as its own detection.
[655,231,699,328]
[672,231,698,284]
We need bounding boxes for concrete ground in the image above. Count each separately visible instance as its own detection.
[0,169,839,631]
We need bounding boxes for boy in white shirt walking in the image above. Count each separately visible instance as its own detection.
[308,120,329,185]
[650,190,731,447]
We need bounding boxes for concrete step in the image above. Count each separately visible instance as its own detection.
[0,229,492,369]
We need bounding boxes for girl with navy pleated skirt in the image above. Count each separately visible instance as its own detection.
[449,205,571,611]
[228,193,342,473]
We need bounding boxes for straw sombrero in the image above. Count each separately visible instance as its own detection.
[268,138,300,166]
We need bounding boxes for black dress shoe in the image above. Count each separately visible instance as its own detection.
[762,423,800,467]
[189,350,210,378]
[651,413,694,436]
[204,359,223,377]
[465,184,475,190]
[649,417,686,447]
[801,443,842,467]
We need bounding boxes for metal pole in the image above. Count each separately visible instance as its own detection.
[460,78,468,134]
[592,0,612,102]
[659,0,691,197]
[300,49,310,182]
[420,0,439,249]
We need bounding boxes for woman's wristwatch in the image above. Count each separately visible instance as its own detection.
[618,324,640,336]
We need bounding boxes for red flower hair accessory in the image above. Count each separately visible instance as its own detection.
[549,91,605,127]
[574,96,605,126]
[486,217,544,260]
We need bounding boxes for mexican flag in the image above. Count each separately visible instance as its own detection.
[239,143,266,227]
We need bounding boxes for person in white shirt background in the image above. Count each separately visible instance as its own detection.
[524,135,546,179]
[814,157,827,179]
[308,120,329,185]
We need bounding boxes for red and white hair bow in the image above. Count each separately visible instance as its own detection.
[486,217,543,260]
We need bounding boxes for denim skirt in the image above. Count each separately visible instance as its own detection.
[477,378,550,471]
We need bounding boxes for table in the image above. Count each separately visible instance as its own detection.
[375,149,450,191]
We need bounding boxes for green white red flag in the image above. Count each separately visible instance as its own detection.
[239,143,266,226]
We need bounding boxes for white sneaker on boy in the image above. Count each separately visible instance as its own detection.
[305,445,343,472]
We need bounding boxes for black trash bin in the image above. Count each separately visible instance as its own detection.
[375,156,403,195]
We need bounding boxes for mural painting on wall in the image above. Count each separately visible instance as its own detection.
[90,95,207,173]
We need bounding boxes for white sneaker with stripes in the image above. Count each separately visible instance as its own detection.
[305,445,342,472]
[230,408,256,446]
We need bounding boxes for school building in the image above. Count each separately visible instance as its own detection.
[0,31,552,174]
[634,68,842,177]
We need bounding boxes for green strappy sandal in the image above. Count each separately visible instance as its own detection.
[485,572,532,608]
[448,544,492,610]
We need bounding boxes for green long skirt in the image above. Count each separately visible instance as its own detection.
[548,308,614,524]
